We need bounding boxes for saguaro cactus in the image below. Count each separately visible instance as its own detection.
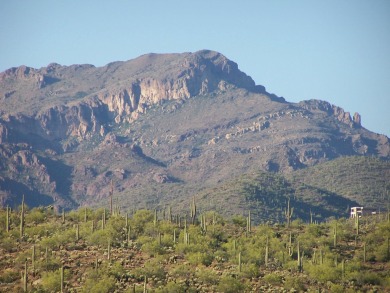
[102,209,106,230]
[284,197,294,227]
[107,241,111,261]
[143,276,148,293]
[265,236,269,267]
[238,251,242,272]
[23,261,28,292]
[20,195,25,239]
[190,197,197,225]
[110,179,114,215]
[288,232,293,256]
[154,209,158,227]
[167,206,172,223]
[76,224,80,241]
[297,241,303,272]
[6,205,10,233]
[363,242,366,263]
[246,211,251,233]
[32,245,35,274]
[60,266,64,293]
[61,208,65,224]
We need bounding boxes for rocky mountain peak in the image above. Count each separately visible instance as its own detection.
[0,51,388,212]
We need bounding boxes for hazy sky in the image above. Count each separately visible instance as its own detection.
[1,0,389,136]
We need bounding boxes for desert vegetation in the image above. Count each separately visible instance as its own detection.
[0,198,389,292]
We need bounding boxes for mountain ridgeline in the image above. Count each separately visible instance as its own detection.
[0,50,389,222]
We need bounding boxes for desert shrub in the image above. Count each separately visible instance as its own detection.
[214,249,229,263]
[40,235,60,250]
[106,215,126,242]
[217,275,245,293]
[231,215,246,227]
[329,283,344,293]
[372,240,390,262]
[87,228,111,247]
[160,232,174,247]
[175,242,208,255]
[25,207,46,224]
[264,273,283,285]
[347,269,384,286]
[195,267,219,285]
[0,268,19,283]
[0,236,17,252]
[108,261,125,279]
[131,258,165,281]
[306,223,325,237]
[240,263,260,278]
[141,239,165,256]
[284,275,305,291]
[186,251,213,266]
[154,281,188,293]
[155,220,175,235]
[130,209,154,235]
[170,263,193,279]
[306,263,341,283]
[38,257,62,272]
[40,268,69,292]
[81,271,116,293]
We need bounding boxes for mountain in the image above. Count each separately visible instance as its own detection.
[0,50,389,221]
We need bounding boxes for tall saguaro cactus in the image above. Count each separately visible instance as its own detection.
[32,245,35,274]
[284,197,294,228]
[6,205,10,233]
[109,179,114,215]
[238,251,242,272]
[23,261,28,292]
[190,196,197,225]
[20,195,25,239]
[60,266,64,293]
[246,211,251,233]
[265,236,269,267]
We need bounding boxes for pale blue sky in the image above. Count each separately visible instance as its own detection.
[1,0,389,136]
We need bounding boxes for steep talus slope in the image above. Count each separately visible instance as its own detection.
[0,50,389,220]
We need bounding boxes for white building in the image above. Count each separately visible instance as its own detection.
[350,207,363,218]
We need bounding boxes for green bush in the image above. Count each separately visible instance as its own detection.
[186,251,213,266]
[306,263,341,283]
[25,208,46,224]
[329,283,345,293]
[87,229,111,246]
[0,268,19,283]
[130,209,154,235]
[141,239,165,256]
[131,258,166,281]
[170,263,193,279]
[40,268,69,292]
[154,281,188,293]
[0,236,17,252]
[240,263,260,278]
[81,272,116,293]
[217,275,245,293]
[231,215,246,227]
[264,273,282,285]
[195,267,219,285]
[284,275,305,291]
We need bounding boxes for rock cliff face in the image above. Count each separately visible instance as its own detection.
[0,50,260,147]
[0,50,388,212]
